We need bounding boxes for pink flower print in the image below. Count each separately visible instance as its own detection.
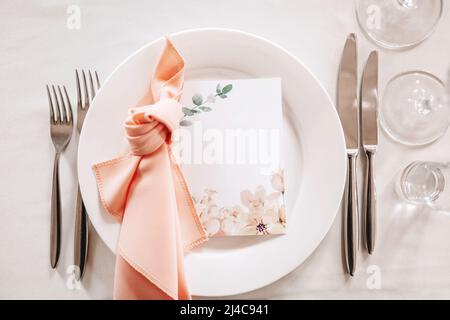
[240,217,271,235]
[220,206,247,235]
[271,170,285,193]
[240,185,267,217]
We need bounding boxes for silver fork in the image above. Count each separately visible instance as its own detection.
[47,85,73,268]
[74,69,100,280]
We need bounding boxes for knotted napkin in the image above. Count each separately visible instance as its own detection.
[92,38,207,300]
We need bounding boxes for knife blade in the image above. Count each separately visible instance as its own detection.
[337,33,359,276]
[338,34,359,150]
[361,50,378,255]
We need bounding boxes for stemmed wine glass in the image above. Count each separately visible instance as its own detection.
[355,0,443,50]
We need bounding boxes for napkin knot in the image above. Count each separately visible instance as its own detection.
[124,98,183,156]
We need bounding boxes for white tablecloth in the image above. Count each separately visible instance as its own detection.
[1,0,450,299]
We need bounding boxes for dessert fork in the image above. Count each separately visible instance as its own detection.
[47,85,73,268]
[74,69,100,280]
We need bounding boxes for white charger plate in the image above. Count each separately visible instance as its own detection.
[78,28,346,297]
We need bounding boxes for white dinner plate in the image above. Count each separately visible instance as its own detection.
[78,28,346,297]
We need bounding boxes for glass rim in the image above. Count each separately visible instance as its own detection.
[380,70,448,147]
[355,0,443,50]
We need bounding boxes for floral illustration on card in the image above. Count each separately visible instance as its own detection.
[179,83,233,127]
[193,170,286,236]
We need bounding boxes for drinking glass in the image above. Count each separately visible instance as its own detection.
[397,161,450,209]
[355,0,443,49]
[380,71,449,146]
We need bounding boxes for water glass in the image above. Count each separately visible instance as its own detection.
[397,161,450,209]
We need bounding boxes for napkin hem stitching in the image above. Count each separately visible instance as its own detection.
[185,235,209,252]
[92,155,133,218]
[118,247,177,300]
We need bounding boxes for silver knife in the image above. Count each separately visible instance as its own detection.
[338,33,359,276]
[361,51,378,255]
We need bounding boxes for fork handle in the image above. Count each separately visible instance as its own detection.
[50,152,61,268]
[74,186,89,280]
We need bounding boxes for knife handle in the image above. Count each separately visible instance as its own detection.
[344,151,358,276]
[365,147,376,255]
[74,185,89,280]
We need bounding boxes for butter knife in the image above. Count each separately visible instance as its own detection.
[338,34,359,276]
[361,51,378,255]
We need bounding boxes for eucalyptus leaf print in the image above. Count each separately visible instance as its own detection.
[179,83,233,126]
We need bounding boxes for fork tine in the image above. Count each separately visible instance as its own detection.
[81,70,90,109]
[76,69,82,111]
[57,86,67,123]
[95,71,100,89]
[51,85,62,123]
[88,70,96,99]
[46,85,55,125]
[63,86,73,124]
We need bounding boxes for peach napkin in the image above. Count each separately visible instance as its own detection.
[92,38,208,300]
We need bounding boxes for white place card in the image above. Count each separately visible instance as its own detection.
[172,78,285,236]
